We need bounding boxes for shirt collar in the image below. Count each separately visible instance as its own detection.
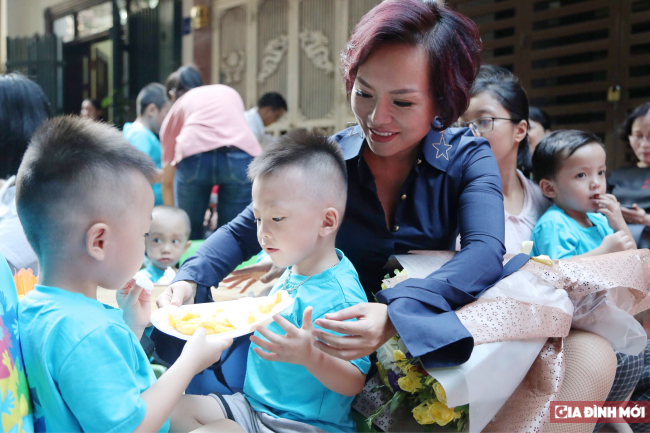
[338,125,457,174]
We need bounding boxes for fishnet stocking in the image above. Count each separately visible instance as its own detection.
[545,330,617,433]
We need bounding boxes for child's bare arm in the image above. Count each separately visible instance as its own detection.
[597,194,637,248]
[134,330,233,433]
[251,307,366,397]
[304,345,366,396]
[573,230,636,258]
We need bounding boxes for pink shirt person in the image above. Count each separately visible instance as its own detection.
[160,84,262,167]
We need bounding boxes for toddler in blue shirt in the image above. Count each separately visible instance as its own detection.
[16,117,238,433]
[174,130,369,433]
[136,205,192,283]
[531,130,636,258]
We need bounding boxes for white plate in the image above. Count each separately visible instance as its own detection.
[151,292,295,340]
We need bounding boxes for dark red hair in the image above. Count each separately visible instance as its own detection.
[341,0,482,130]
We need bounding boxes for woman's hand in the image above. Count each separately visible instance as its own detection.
[156,280,197,308]
[221,257,285,293]
[312,303,397,361]
[621,204,650,226]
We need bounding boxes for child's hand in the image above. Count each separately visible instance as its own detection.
[600,230,636,253]
[117,279,151,338]
[621,204,650,226]
[181,329,233,373]
[251,307,317,367]
[596,194,627,231]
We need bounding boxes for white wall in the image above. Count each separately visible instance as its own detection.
[181,0,192,66]
[1,0,7,72]
[6,0,64,38]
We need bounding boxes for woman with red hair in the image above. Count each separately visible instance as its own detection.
[154,0,582,412]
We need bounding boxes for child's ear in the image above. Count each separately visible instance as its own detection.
[538,179,557,198]
[319,207,340,237]
[86,223,109,261]
[183,239,192,253]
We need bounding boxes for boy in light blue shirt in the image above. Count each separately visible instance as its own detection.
[16,117,238,433]
[124,83,170,205]
[177,131,370,433]
[531,129,637,258]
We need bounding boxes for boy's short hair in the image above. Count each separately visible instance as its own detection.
[152,205,191,239]
[257,92,288,112]
[532,129,605,182]
[16,116,157,258]
[136,83,168,117]
[247,130,347,208]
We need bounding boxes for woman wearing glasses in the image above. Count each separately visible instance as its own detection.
[608,102,650,249]
[457,65,550,255]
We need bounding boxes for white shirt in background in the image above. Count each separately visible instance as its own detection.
[0,176,38,273]
[244,107,276,150]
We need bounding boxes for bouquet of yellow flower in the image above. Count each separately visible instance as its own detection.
[13,268,37,300]
[367,335,468,430]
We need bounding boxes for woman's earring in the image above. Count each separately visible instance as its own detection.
[431,116,444,131]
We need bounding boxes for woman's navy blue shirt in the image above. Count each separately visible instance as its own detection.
[174,125,506,368]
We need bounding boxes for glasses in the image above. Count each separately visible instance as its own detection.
[453,117,518,133]
[629,135,650,146]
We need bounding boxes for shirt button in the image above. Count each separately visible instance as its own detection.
[393,225,400,232]
[401,194,407,200]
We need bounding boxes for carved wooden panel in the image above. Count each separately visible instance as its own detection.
[257,0,288,100]
[299,0,336,120]
[219,5,247,101]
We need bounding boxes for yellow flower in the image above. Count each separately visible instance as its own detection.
[412,401,436,425]
[398,370,424,393]
[428,401,461,426]
[397,376,415,393]
[376,362,392,390]
[433,381,447,406]
[393,349,414,373]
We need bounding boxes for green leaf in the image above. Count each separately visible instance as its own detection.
[389,390,406,414]
[371,385,387,393]
[454,404,469,413]
[365,400,391,429]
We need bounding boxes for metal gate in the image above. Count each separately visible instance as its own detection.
[5,35,64,114]
[211,0,381,136]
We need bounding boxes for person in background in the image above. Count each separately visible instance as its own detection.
[160,85,261,239]
[165,66,204,105]
[123,83,170,205]
[608,102,650,248]
[244,92,287,150]
[136,206,192,284]
[528,106,551,154]
[0,72,51,274]
[458,65,548,254]
[80,98,104,122]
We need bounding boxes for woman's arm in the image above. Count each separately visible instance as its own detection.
[377,137,506,368]
[314,135,509,368]
[157,204,261,306]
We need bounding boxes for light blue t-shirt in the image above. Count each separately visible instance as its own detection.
[123,122,163,205]
[244,249,370,433]
[18,285,170,433]
[136,263,166,283]
[531,204,615,259]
